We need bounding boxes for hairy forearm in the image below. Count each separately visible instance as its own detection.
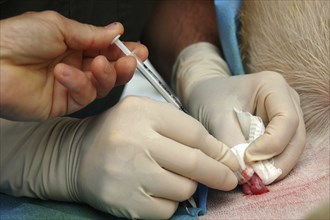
[141,0,220,84]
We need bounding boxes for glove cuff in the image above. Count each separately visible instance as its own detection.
[172,42,231,103]
[0,117,90,202]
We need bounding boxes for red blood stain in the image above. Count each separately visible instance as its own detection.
[242,173,269,195]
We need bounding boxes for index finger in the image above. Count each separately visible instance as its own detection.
[58,14,124,50]
[245,73,299,162]
[95,41,149,62]
[151,102,239,172]
[150,135,238,191]
[272,89,306,179]
[139,98,240,190]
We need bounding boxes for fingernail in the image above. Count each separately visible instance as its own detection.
[61,66,71,78]
[105,22,119,29]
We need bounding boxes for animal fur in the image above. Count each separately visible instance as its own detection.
[239,0,329,143]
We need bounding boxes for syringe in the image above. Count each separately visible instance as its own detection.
[112,35,193,215]
[112,35,187,113]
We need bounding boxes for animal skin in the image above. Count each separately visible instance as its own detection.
[242,173,269,195]
[239,0,329,144]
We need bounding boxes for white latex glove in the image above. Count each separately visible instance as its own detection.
[0,96,238,219]
[174,42,306,180]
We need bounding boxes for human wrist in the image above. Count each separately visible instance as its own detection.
[172,42,231,104]
[0,117,91,202]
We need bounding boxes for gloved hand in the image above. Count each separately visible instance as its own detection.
[0,11,147,121]
[0,96,239,219]
[174,42,306,180]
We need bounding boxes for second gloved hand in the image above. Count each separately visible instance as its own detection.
[1,96,238,219]
[174,42,306,181]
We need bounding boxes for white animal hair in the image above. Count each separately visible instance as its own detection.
[239,0,329,143]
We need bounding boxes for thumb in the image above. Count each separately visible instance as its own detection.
[60,16,124,50]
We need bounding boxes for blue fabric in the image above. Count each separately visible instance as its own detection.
[170,207,203,220]
[214,0,244,75]
[193,184,209,215]
[169,186,206,220]
[0,193,119,220]
[172,1,244,219]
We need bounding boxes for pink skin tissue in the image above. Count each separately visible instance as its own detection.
[242,173,269,195]
[232,109,282,195]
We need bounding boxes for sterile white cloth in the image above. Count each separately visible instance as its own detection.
[231,108,282,185]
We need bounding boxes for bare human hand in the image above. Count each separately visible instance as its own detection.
[0,11,148,121]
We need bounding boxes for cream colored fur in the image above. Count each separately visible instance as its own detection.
[239,0,329,143]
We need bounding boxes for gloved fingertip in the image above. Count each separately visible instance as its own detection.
[205,137,239,172]
[227,151,240,172]
[244,150,261,164]
[244,149,275,164]
[216,145,240,172]
[222,172,239,191]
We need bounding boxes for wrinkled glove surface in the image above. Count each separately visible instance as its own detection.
[174,42,306,179]
[1,96,238,219]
